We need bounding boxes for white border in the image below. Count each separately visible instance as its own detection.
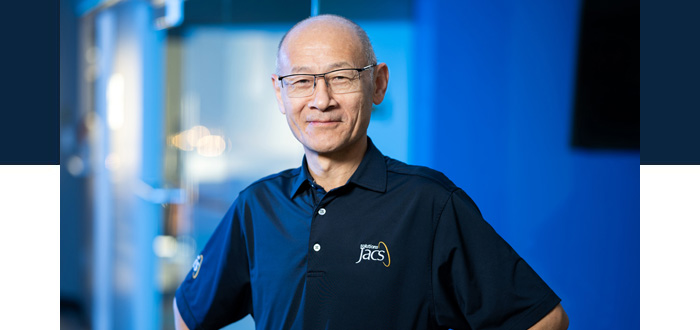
[640,165,700,328]
[0,165,60,329]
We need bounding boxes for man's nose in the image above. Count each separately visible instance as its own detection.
[308,76,334,111]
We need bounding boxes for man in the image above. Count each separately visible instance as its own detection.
[174,14,568,330]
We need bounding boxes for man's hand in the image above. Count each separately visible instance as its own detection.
[528,304,569,330]
[173,298,190,330]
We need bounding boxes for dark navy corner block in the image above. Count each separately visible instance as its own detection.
[0,0,59,165]
[640,0,700,165]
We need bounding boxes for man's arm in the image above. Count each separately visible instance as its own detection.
[528,304,569,330]
[173,298,190,330]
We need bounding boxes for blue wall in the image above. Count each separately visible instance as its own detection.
[413,1,640,328]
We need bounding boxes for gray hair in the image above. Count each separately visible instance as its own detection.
[275,14,377,74]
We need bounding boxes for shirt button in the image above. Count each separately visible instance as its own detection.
[318,208,326,215]
[313,243,321,252]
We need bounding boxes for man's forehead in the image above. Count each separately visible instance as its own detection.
[278,24,364,73]
[286,28,358,50]
[286,17,356,40]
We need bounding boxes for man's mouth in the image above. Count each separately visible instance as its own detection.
[307,119,340,126]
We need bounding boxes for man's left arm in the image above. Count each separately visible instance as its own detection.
[528,304,569,330]
[431,189,568,329]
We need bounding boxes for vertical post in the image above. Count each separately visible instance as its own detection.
[311,0,319,16]
[93,8,117,330]
[91,2,165,329]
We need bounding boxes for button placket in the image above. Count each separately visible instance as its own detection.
[307,194,338,272]
[311,207,325,254]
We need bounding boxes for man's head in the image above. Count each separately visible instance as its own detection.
[272,15,389,157]
[275,15,377,75]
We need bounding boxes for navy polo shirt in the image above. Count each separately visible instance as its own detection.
[176,138,561,330]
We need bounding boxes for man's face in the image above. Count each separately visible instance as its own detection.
[272,22,388,156]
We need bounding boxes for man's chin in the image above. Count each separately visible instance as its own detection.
[304,143,341,155]
[301,136,366,158]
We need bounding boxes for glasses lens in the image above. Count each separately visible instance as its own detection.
[283,75,315,97]
[326,70,361,94]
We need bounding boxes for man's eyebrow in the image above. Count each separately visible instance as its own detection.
[290,62,354,74]
[291,66,312,73]
[324,62,353,71]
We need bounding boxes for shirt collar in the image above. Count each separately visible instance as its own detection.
[290,156,313,199]
[347,137,388,193]
[288,137,388,199]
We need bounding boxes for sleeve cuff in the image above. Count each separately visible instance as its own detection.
[508,291,562,330]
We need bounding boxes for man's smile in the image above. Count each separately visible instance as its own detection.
[307,118,342,126]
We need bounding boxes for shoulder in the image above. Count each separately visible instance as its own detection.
[237,167,301,199]
[384,156,459,194]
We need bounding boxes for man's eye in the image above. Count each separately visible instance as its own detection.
[331,75,351,81]
[290,78,312,86]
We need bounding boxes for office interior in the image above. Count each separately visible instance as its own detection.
[60,0,640,329]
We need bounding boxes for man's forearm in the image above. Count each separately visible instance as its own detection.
[528,304,569,330]
[173,298,191,330]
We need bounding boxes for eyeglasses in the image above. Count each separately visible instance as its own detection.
[277,64,376,98]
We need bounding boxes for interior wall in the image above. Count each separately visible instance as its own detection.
[414,1,640,329]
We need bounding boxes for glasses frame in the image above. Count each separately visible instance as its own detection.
[277,64,377,98]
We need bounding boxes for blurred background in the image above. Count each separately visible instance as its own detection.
[60,0,639,329]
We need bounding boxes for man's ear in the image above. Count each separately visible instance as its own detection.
[271,74,286,114]
[372,63,389,105]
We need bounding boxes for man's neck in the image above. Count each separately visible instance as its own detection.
[305,137,368,192]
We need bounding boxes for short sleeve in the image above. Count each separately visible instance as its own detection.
[432,189,561,330]
[176,200,252,330]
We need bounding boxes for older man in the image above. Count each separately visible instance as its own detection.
[174,15,568,330]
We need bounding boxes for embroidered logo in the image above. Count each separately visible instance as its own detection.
[355,241,391,267]
[192,254,203,279]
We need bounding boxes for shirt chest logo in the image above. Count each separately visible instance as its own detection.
[355,241,391,267]
[191,254,203,279]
